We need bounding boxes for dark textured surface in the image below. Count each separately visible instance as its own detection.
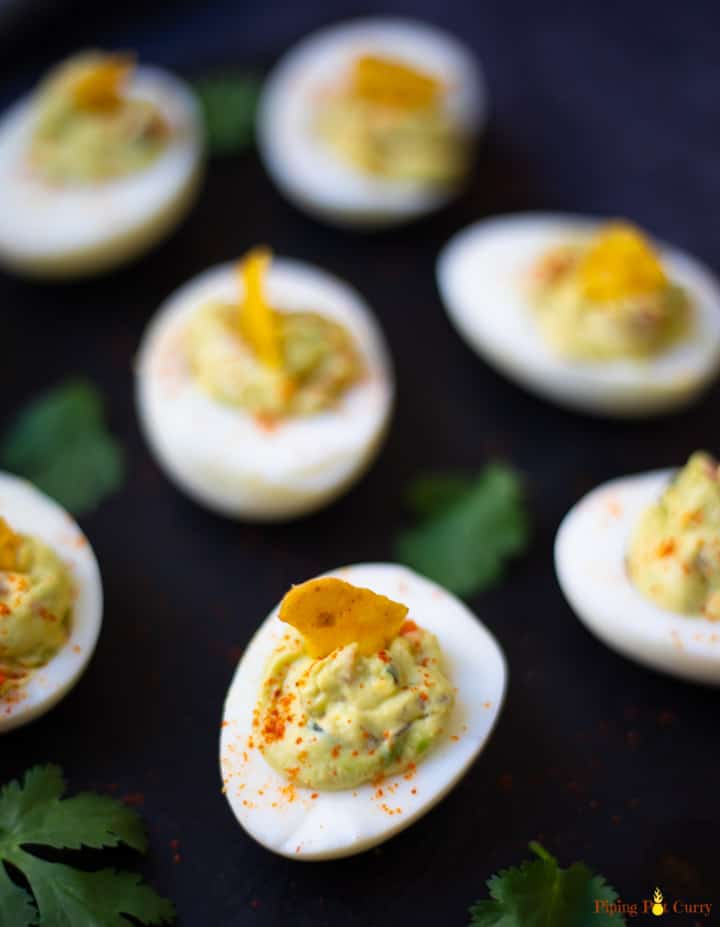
[2,1,719,923]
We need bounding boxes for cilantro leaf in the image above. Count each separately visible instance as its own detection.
[0,379,124,516]
[394,463,530,597]
[14,856,175,927]
[0,764,65,831]
[0,862,36,927]
[0,765,173,927]
[469,843,625,927]
[192,73,261,155]
[405,474,476,518]
[0,765,146,854]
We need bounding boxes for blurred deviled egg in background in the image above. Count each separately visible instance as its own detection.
[258,18,487,228]
[556,452,720,685]
[221,563,506,859]
[136,248,393,520]
[0,51,204,278]
[437,214,720,416]
[0,473,103,732]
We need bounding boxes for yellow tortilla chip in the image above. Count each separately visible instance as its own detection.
[351,54,442,111]
[279,577,409,658]
[71,54,134,111]
[0,517,21,571]
[579,222,667,303]
[237,247,283,370]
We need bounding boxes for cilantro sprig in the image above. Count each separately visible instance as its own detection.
[470,842,625,926]
[1,379,124,516]
[394,463,530,597]
[191,73,261,155]
[0,765,174,926]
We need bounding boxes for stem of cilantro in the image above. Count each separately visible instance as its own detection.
[529,841,556,864]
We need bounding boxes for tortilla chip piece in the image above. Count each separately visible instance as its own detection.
[71,54,134,111]
[237,247,283,370]
[279,577,409,658]
[351,54,443,111]
[579,222,667,302]
[0,518,20,571]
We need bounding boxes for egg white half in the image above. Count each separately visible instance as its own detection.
[220,563,507,860]
[0,66,204,278]
[437,213,720,417]
[258,17,487,228]
[0,472,103,732]
[136,258,393,520]
[555,468,720,685]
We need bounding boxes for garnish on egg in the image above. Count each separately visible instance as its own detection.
[312,42,467,186]
[237,247,283,370]
[69,54,134,111]
[0,516,20,571]
[578,221,668,303]
[527,218,690,362]
[349,55,443,111]
[28,51,174,187]
[279,576,409,657]
[254,570,454,793]
[184,251,366,422]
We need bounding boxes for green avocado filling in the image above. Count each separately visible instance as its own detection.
[316,98,469,185]
[256,623,454,791]
[530,223,691,361]
[628,452,720,619]
[185,301,364,420]
[315,54,469,185]
[28,52,169,185]
[0,533,72,697]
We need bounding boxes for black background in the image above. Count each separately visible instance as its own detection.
[2,1,719,924]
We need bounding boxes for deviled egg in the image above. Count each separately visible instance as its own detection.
[0,472,102,732]
[437,214,720,417]
[220,563,506,859]
[258,18,486,228]
[0,51,204,278]
[555,452,720,685]
[136,248,393,520]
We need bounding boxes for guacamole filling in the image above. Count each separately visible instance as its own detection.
[256,621,453,790]
[186,249,364,420]
[0,519,72,697]
[29,52,169,184]
[187,302,363,418]
[628,452,720,619]
[315,54,469,185]
[530,222,691,361]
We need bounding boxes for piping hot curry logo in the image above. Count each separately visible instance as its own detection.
[651,888,665,916]
[593,885,713,919]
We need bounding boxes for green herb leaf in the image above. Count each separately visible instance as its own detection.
[0,861,36,927]
[0,765,174,926]
[0,765,146,854]
[1,379,124,516]
[15,856,175,927]
[405,474,477,518]
[469,843,625,926]
[394,463,530,597]
[192,73,261,155]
